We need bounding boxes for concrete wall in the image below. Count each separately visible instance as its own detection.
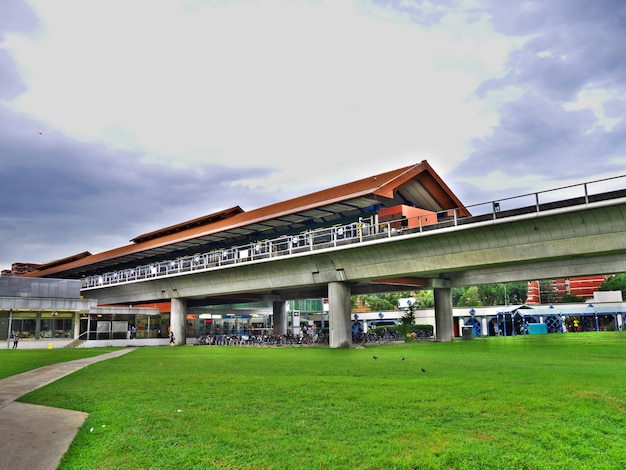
[5,339,74,350]
[79,339,170,348]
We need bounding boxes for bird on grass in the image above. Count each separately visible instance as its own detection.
[421,368,426,373]
[401,356,405,361]
[372,356,378,360]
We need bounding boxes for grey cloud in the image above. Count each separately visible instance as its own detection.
[370,0,455,25]
[0,50,26,100]
[451,1,626,199]
[0,104,291,268]
[455,93,626,199]
[0,0,38,33]
[0,0,38,99]
[478,1,626,101]
[484,0,626,37]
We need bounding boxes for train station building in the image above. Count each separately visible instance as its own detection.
[2,160,624,347]
[3,161,469,347]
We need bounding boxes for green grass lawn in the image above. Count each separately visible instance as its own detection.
[12,333,626,469]
[0,347,120,379]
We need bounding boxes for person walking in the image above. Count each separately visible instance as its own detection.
[12,334,19,349]
[169,331,175,346]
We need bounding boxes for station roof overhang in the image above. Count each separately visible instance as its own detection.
[0,296,97,313]
[27,160,470,279]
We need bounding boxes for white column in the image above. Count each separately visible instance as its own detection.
[434,287,454,342]
[170,298,187,346]
[273,301,287,336]
[328,281,351,348]
[73,312,81,339]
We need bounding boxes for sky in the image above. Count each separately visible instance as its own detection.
[1,0,625,271]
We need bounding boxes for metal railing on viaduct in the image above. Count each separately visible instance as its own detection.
[82,174,626,291]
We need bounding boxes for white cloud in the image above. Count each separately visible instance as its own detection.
[4,0,520,192]
[457,170,549,194]
[563,87,623,133]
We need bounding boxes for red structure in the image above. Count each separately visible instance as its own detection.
[377,205,438,230]
[0,262,41,276]
[526,275,611,304]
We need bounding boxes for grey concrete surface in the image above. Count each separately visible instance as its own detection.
[0,348,136,470]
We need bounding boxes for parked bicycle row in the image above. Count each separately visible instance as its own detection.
[352,331,400,343]
[194,333,327,346]
[192,330,412,346]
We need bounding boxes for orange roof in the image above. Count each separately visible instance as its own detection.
[29,161,468,278]
[131,206,244,243]
[35,251,92,271]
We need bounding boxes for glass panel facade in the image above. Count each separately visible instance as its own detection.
[10,318,37,339]
[187,314,273,338]
[0,277,81,298]
[290,298,323,313]
[83,313,169,340]
[40,316,73,338]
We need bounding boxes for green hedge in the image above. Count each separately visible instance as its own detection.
[381,324,434,338]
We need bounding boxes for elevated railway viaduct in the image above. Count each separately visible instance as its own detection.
[81,195,626,347]
[27,162,626,347]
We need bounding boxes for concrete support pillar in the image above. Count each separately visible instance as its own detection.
[170,298,187,346]
[328,281,351,348]
[434,287,454,342]
[73,312,81,339]
[273,301,287,336]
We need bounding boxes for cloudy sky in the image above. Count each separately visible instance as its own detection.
[1,0,625,271]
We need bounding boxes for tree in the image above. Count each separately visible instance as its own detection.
[559,294,585,303]
[456,286,483,307]
[414,290,434,308]
[479,282,528,305]
[539,280,558,304]
[452,288,465,306]
[352,282,528,311]
[363,293,397,311]
[351,292,410,312]
[503,282,528,305]
[599,273,626,299]
[478,284,499,306]
[400,300,416,340]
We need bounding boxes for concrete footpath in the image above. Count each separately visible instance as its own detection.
[0,348,136,470]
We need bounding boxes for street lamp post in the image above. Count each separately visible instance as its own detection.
[6,309,13,349]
